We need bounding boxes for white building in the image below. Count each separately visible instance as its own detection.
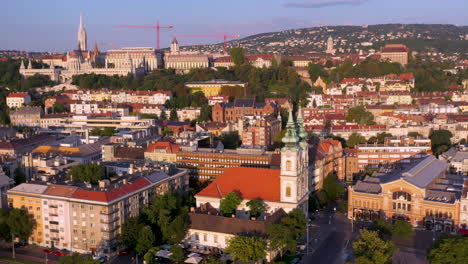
[6,92,31,109]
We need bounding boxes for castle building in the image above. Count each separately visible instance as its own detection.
[195,109,310,214]
[106,47,158,72]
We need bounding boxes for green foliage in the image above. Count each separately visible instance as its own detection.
[5,208,34,243]
[13,168,26,185]
[143,247,160,264]
[346,105,375,125]
[391,220,414,239]
[323,172,344,202]
[281,209,307,241]
[220,192,242,216]
[90,127,116,137]
[308,63,328,82]
[220,85,249,98]
[219,132,241,149]
[169,108,178,121]
[407,131,423,138]
[120,217,144,250]
[353,229,396,264]
[145,192,190,245]
[246,199,266,218]
[0,209,11,242]
[330,58,402,83]
[347,133,367,148]
[52,102,67,113]
[268,209,307,258]
[369,219,392,238]
[367,132,392,144]
[429,129,453,155]
[205,255,223,264]
[229,47,246,66]
[160,111,168,120]
[136,226,156,255]
[57,253,100,264]
[225,236,266,263]
[198,104,212,122]
[169,245,185,264]
[428,236,468,264]
[67,163,104,184]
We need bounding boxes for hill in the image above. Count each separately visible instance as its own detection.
[181,24,468,56]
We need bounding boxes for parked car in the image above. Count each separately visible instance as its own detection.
[117,251,129,256]
[43,249,52,254]
[52,251,66,256]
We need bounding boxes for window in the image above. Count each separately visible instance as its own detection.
[214,235,218,243]
[203,234,207,242]
[286,186,292,198]
[286,160,292,171]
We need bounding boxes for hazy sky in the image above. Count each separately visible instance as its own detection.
[2,0,467,52]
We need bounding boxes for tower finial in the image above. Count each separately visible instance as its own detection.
[281,110,299,151]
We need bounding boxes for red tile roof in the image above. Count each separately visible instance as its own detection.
[71,177,151,203]
[7,93,29,98]
[196,167,281,202]
[146,141,180,154]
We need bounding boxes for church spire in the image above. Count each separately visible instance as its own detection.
[296,106,308,147]
[77,13,87,51]
[20,60,25,69]
[28,59,32,69]
[281,110,299,151]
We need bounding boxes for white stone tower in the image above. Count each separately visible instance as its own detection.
[77,13,87,51]
[280,109,309,209]
[326,36,334,54]
[171,37,180,54]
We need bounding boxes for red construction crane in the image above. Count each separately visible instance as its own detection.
[176,34,240,54]
[114,20,173,50]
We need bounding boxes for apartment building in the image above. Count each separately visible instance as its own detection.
[380,44,409,66]
[356,137,432,170]
[212,99,276,122]
[176,145,280,181]
[7,168,189,257]
[10,106,43,127]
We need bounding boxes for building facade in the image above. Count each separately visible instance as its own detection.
[6,93,31,109]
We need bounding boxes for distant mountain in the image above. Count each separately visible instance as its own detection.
[181,24,468,56]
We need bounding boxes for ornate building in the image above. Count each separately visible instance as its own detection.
[77,13,87,51]
[348,156,461,232]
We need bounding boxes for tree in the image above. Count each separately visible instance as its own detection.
[225,236,266,263]
[323,172,344,202]
[136,226,155,255]
[198,104,212,122]
[267,223,297,258]
[68,163,104,184]
[205,255,223,264]
[160,110,168,120]
[281,209,307,240]
[7,208,33,244]
[346,105,375,125]
[408,131,423,138]
[52,103,66,113]
[57,253,100,264]
[220,132,241,149]
[229,47,245,66]
[347,132,367,148]
[246,199,266,218]
[428,236,468,264]
[13,168,26,185]
[0,209,11,242]
[220,192,242,216]
[429,129,453,155]
[169,108,179,121]
[353,229,396,264]
[120,217,144,250]
[145,192,190,245]
[170,245,185,264]
[391,220,414,239]
[369,219,392,238]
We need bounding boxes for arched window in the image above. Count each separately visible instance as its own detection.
[285,185,292,197]
[286,160,292,171]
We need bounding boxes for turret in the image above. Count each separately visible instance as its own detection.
[171,37,180,54]
[20,60,25,70]
[281,110,299,151]
[28,59,32,69]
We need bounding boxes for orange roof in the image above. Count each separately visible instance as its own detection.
[196,167,281,202]
[32,146,80,155]
[44,185,79,197]
[146,141,180,154]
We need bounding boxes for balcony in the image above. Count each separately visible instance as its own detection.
[50,237,60,242]
[101,225,119,233]
[50,229,59,233]
[100,208,119,215]
[100,216,120,224]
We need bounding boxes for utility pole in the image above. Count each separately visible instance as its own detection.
[11,232,15,259]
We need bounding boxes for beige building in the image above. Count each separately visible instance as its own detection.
[380,44,409,66]
[10,106,43,127]
[106,47,158,72]
[164,54,210,72]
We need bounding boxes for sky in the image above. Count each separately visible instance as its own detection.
[1,0,467,52]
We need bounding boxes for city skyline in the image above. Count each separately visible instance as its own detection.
[2,0,468,52]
